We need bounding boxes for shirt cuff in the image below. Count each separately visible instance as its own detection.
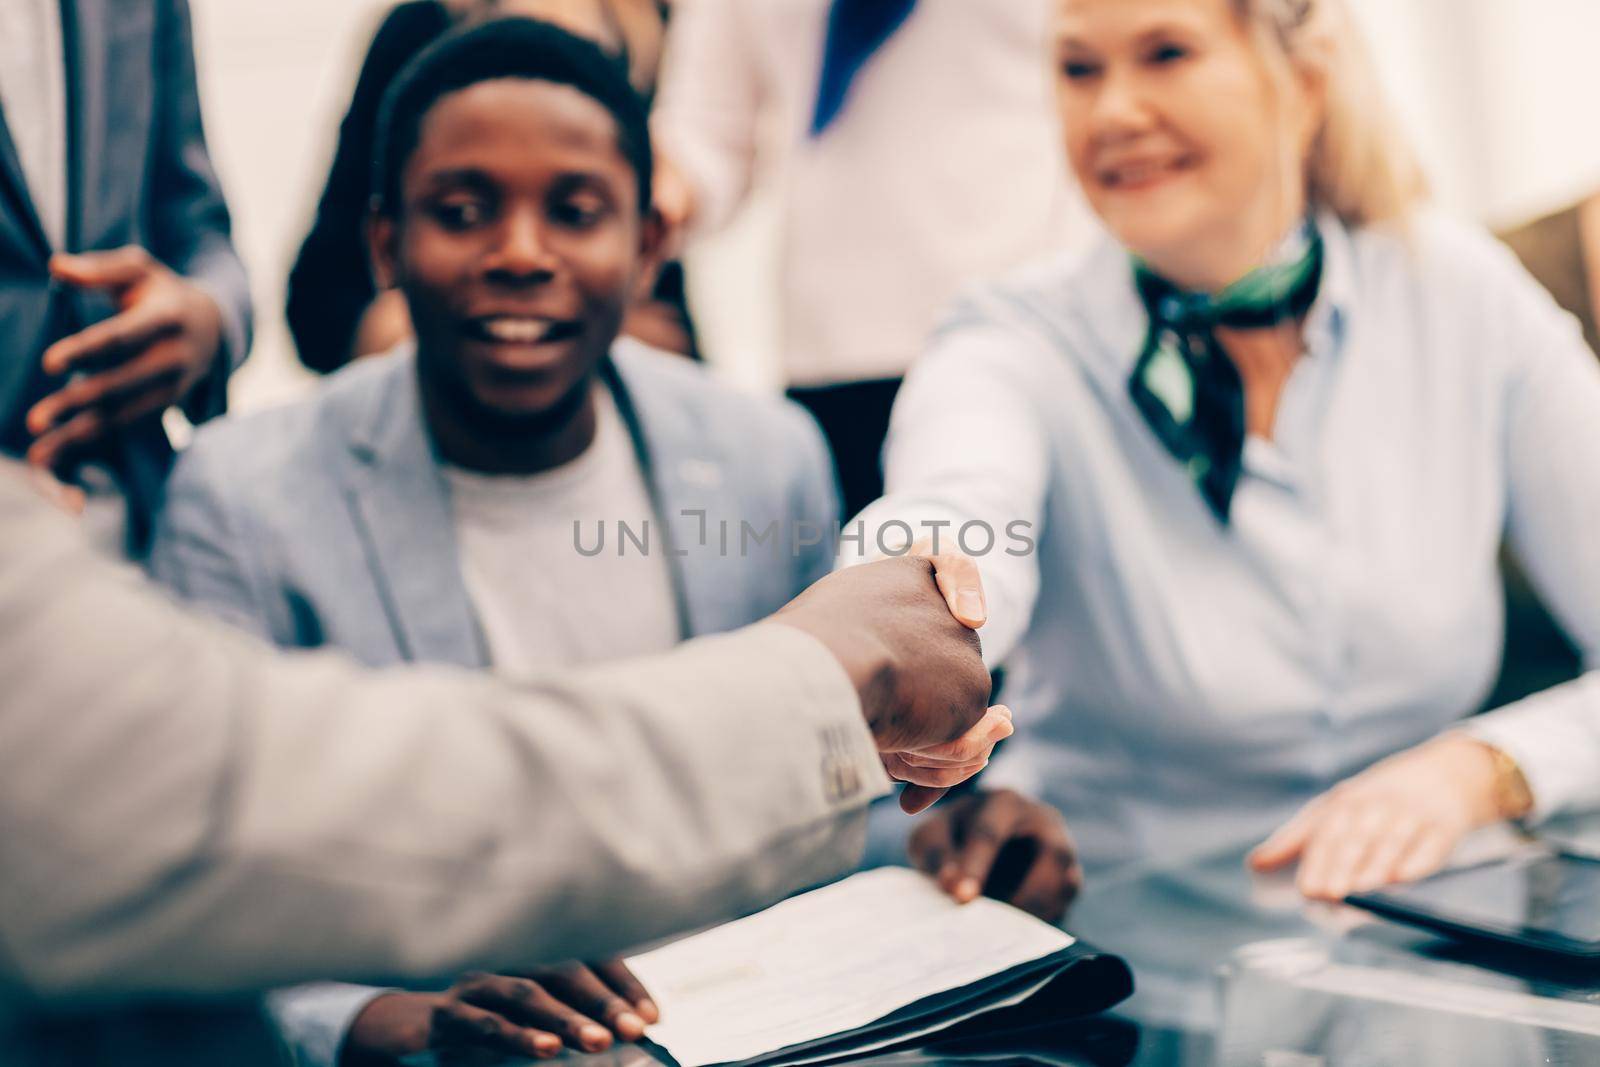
[265,981,393,1067]
[1461,672,1600,822]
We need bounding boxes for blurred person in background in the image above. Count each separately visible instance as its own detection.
[152,23,1009,1065]
[848,0,1600,912]
[652,0,1087,520]
[285,0,698,376]
[0,0,251,557]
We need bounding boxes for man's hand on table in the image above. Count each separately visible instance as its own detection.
[909,789,1082,923]
[773,555,1009,814]
[1248,733,1522,901]
[343,959,658,1065]
[25,247,224,473]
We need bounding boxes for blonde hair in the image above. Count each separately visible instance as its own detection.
[1235,0,1428,226]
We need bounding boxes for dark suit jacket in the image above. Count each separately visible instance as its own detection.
[0,0,251,551]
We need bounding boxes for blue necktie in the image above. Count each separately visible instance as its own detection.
[810,0,919,136]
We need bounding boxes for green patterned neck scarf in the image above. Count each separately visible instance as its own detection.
[1128,221,1324,524]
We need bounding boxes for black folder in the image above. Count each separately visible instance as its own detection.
[643,939,1133,1067]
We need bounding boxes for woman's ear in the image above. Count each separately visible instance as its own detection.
[367,204,400,291]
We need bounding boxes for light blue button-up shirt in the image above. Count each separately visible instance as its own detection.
[854,211,1600,876]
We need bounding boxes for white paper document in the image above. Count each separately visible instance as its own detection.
[624,867,1075,1067]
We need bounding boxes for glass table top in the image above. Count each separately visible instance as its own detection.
[417,820,1600,1067]
[1062,821,1600,1066]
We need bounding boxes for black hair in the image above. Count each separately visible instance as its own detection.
[372,17,653,218]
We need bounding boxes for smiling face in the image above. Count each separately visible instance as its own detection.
[1055,0,1323,290]
[371,77,661,431]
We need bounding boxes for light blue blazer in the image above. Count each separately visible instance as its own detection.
[148,339,841,667]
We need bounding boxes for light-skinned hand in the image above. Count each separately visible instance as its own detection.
[1248,733,1509,901]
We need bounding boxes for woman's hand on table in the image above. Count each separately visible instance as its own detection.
[1248,733,1518,901]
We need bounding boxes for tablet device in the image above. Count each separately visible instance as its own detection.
[1347,851,1600,961]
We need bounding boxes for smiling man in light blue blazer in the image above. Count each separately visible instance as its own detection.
[147,24,841,1067]
[149,336,836,669]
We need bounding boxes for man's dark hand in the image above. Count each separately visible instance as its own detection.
[342,959,658,1065]
[909,789,1082,923]
[774,557,1003,812]
[26,247,224,473]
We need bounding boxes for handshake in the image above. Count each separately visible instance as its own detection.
[342,556,1018,1065]
[775,553,1007,814]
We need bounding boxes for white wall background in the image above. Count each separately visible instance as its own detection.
[188,0,1600,410]
[190,0,393,410]
[1342,0,1600,223]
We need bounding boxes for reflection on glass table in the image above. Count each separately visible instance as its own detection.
[407,1011,1140,1067]
[1063,819,1600,1066]
[1350,851,1600,957]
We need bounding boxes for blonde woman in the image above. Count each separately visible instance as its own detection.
[853,0,1600,909]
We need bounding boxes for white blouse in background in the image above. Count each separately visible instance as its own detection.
[653,0,1089,387]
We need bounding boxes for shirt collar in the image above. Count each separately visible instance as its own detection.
[1093,209,1358,365]
[1302,209,1356,360]
[1064,210,1358,396]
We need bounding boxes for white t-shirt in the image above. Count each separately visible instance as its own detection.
[445,386,680,681]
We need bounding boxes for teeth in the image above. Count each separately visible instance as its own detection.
[1106,160,1174,186]
[481,317,557,344]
